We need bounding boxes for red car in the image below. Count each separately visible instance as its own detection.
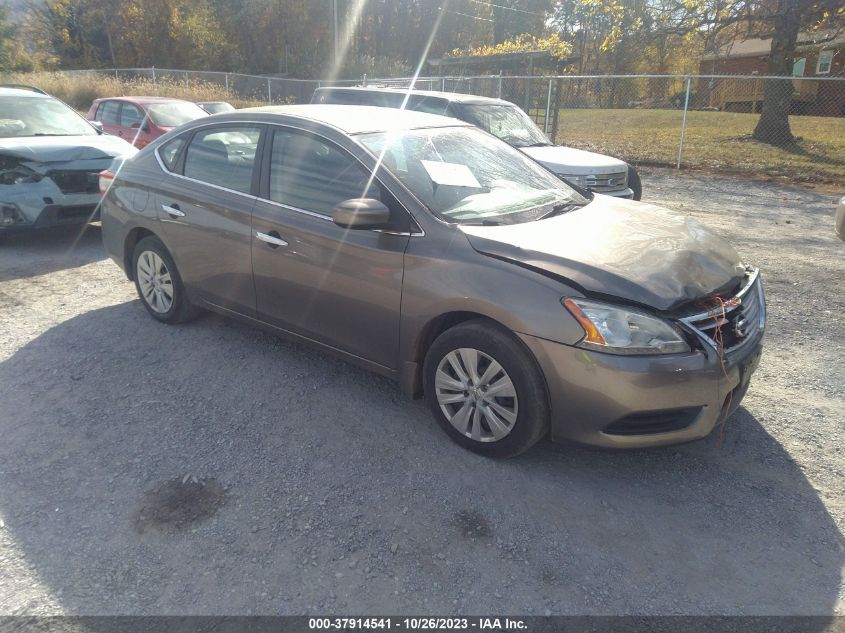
[86,97,208,148]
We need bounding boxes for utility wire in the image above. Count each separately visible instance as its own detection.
[463,0,548,18]
[439,7,495,22]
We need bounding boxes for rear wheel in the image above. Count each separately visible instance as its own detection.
[132,235,198,324]
[423,320,549,458]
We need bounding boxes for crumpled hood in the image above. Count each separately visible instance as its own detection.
[0,135,136,164]
[460,195,746,312]
[520,145,627,174]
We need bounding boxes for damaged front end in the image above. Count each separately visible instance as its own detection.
[0,153,106,231]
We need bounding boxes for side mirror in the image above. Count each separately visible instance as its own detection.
[331,198,390,229]
[90,120,104,133]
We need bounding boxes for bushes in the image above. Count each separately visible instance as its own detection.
[0,71,264,110]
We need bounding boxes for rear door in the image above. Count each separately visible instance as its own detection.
[96,100,122,137]
[155,123,265,317]
[250,126,411,369]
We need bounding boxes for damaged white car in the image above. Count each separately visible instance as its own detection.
[0,86,137,238]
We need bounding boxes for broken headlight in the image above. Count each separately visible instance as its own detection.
[1,203,21,225]
[563,298,690,355]
[0,157,42,185]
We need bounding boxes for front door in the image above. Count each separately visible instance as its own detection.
[155,124,264,317]
[118,102,154,148]
[251,127,409,369]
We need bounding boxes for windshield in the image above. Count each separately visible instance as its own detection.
[0,96,97,138]
[146,102,208,127]
[456,104,549,148]
[358,126,587,225]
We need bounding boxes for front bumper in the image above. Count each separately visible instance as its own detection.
[597,187,635,199]
[518,331,763,448]
[1,187,101,232]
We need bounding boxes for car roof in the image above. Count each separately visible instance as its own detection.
[237,104,473,134]
[0,87,51,99]
[96,96,197,105]
[314,85,513,106]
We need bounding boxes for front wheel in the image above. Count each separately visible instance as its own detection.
[627,164,642,201]
[423,320,550,458]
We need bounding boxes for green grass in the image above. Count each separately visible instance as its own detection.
[553,108,845,183]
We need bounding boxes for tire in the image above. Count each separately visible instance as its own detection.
[627,164,643,201]
[423,320,550,458]
[132,235,199,324]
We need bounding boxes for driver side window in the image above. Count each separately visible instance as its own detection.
[269,129,381,216]
[120,103,144,128]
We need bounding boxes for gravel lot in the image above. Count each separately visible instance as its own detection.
[0,169,843,617]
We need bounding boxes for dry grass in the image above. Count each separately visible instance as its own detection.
[554,108,845,184]
[0,71,266,111]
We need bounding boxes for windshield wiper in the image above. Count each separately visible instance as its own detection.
[461,219,504,226]
[521,141,553,148]
[33,133,71,136]
[537,203,579,221]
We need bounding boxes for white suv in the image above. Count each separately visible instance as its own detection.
[312,86,641,200]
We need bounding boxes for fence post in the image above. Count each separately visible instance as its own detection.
[114,69,118,80]
[441,77,446,92]
[362,74,367,87]
[225,73,229,94]
[523,75,531,111]
[151,66,156,84]
[676,75,692,169]
[184,71,189,87]
[544,78,552,134]
[267,77,272,105]
[498,70,503,99]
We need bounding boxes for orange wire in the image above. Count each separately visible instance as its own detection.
[695,296,733,445]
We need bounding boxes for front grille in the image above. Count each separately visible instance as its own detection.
[50,170,100,194]
[603,407,702,436]
[557,171,628,192]
[586,171,627,192]
[680,269,766,354]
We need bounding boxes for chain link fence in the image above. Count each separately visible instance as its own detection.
[3,67,843,183]
[371,73,845,182]
[51,67,361,106]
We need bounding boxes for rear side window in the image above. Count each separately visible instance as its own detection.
[98,101,120,125]
[158,136,186,172]
[120,103,144,128]
[183,125,262,194]
[316,89,403,108]
[269,129,380,215]
[409,97,449,115]
[315,90,370,105]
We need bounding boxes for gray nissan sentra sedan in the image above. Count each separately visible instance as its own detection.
[100,105,765,457]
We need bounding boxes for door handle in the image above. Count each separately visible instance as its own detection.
[161,204,185,218]
[256,230,288,248]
